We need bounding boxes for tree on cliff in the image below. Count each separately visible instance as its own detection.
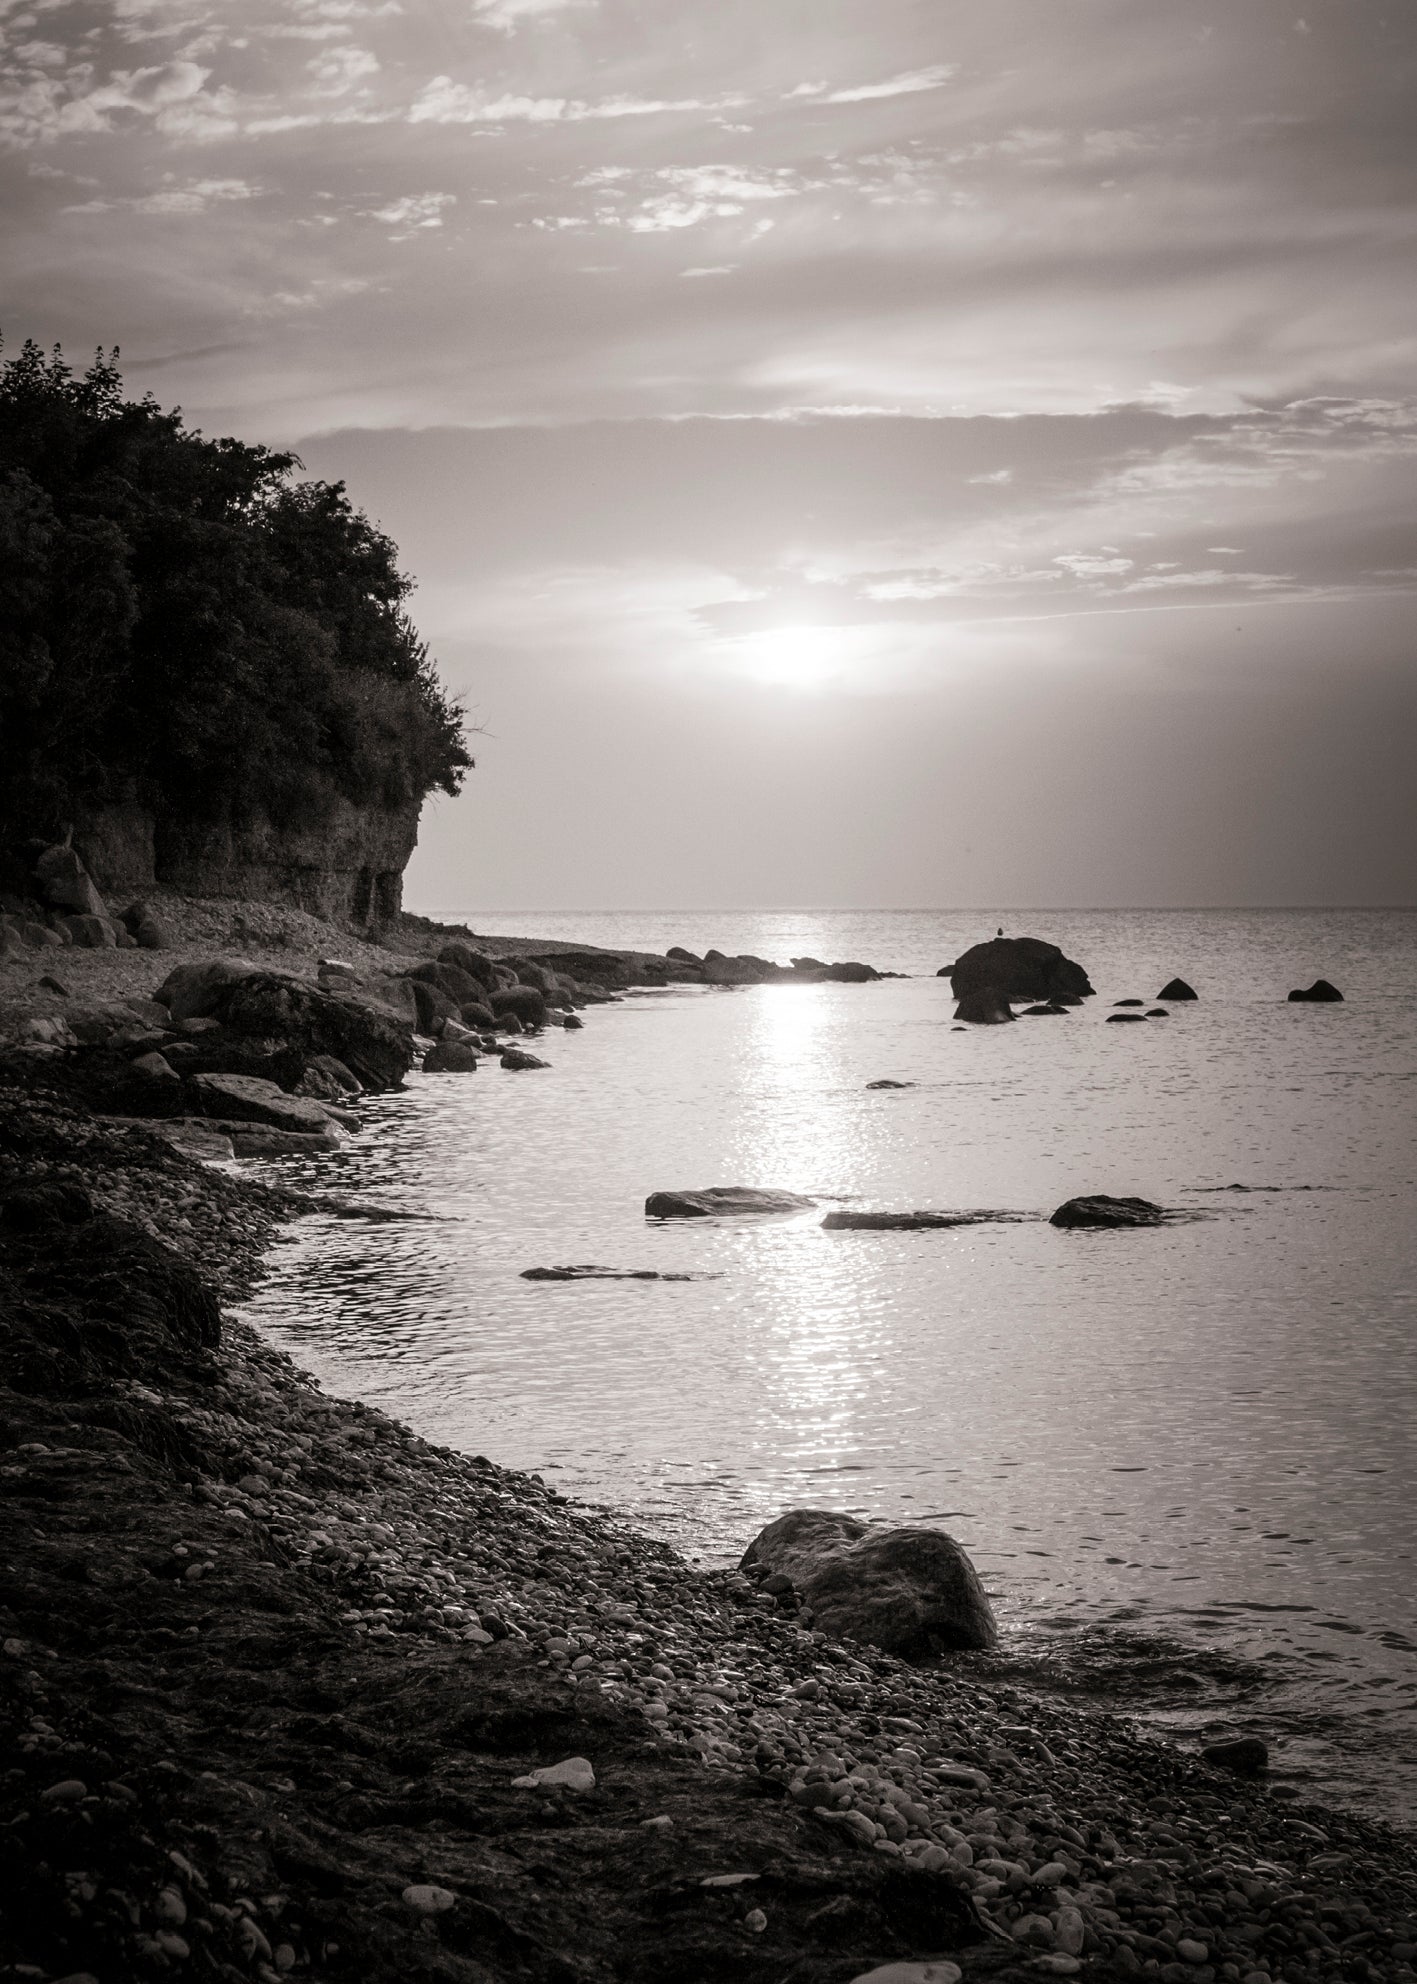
[0,339,471,840]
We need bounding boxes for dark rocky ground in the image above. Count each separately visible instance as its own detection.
[1,1071,1414,1984]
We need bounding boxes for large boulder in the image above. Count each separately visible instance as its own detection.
[1050,1194,1166,1228]
[1157,978,1197,1000]
[410,979,456,1036]
[437,942,498,989]
[954,987,1014,1024]
[121,901,175,950]
[33,843,106,918]
[1288,979,1343,1002]
[490,984,547,1028]
[153,958,258,1022]
[58,913,120,949]
[740,1510,997,1657]
[407,959,486,1005]
[943,936,1093,1005]
[422,1040,480,1072]
[214,972,414,1091]
[645,1186,817,1218]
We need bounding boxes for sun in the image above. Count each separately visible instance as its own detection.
[737,624,844,692]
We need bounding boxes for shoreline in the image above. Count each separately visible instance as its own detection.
[2,905,1415,1981]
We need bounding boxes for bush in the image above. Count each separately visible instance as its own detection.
[0,339,471,840]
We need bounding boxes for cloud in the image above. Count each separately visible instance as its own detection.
[406,76,726,124]
[367,190,455,234]
[791,65,956,105]
[63,173,257,214]
[473,0,594,29]
[306,45,379,97]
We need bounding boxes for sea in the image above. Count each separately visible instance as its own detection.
[240,909,1417,1827]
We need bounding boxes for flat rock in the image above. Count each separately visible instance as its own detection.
[191,1071,349,1135]
[865,1079,916,1089]
[512,1756,595,1792]
[741,1509,997,1657]
[645,1186,817,1219]
[520,1265,718,1281]
[822,1209,1018,1231]
[1050,1194,1167,1228]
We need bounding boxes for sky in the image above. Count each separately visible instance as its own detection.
[3,0,1416,909]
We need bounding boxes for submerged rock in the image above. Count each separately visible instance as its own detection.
[520,1265,716,1282]
[822,1209,1015,1231]
[645,1186,817,1219]
[1114,998,1146,1007]
[1157,977,1197,1000]
[943,935,1093,1004]
[500,1047,550,1071]
[1050,1194,1167,1228]
[1106,1013,1148,1023]
[1288,979,1343,1002]
[740,1509,997,1657]
[1202,1735,1269,1773]
[865,1078,916,1089]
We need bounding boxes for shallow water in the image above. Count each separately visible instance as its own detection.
[242,909,1417,1824]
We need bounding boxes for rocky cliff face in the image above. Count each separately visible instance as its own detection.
[72,794,420,937]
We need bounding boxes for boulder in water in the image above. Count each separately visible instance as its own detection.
[1157,978,1197,1000]
[1288,979,1343,1002]
[822,1209,1007,1231]
[422,1040,479,1072]
[1050,1194,1167,1228]
[942,935,1093,1004]
[1106,1012,1148,1023]
[1202,1735,1269,1774]
[954,987,1015,1024]
[1114,998,1146,1007]
[865,1078,915,1089]
[500,1047,549,1070]
[645,1186,817,1219]
[740,1509,997,1657]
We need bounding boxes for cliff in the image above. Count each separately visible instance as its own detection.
[72,793,421,936]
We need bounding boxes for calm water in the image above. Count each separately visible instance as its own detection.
[243,910,1417,1823]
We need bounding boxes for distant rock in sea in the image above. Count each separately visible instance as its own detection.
[1050,1194,1168,1228]
[940,935,1093,1005]
[1157,977,1197,1000]
[1288,979,1343,1002]
[645,1186,817,1219]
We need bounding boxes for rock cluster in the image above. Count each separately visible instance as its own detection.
[0,839,177,957]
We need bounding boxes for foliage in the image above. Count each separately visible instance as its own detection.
[0,338,471,838]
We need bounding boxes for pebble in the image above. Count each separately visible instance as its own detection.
[512,1756,595,1793]
[401,1885,457,1916]
[848,1965,963,1984]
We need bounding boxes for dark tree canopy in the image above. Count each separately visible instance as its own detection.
[0,338,471,838]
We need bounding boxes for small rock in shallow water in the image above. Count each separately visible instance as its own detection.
[865,1079,915,1089]
[1201,1734,1269,1772]
[512,1755,595,1792]
[402,1884,456,1915]
[1050,1194,1167,1228]
[501,1047,550,1070]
